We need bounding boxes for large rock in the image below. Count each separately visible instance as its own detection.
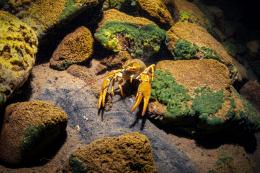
[170,0,211,30]
[0,100,68,164]
[29,62,197,173]
[149,60,260,134]
[50,26,94,70]
[0,11,38,106]
[94,9,166,59]
[67,132,156,172]
[240,80,260,113]
[166,22,247,82]
[2,0,102,37]
[136,0,173,27]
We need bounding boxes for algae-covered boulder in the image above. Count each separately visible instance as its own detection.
[136,0,173,27]
[0,11,38,106]
[0,100,68,164]
[170,0,212,31]
[2,0,102,37]
[50,26,94,70]
[166,22,247,82]
[149,60,260,134]
[95,9,166,59]
[67,132,156,173]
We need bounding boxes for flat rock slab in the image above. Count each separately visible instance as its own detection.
[28,63,198,173]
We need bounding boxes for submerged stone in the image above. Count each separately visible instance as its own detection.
[95,9,166,59]
[150,60,260,134]
[0,100,68,164]
[50,26,94,70]
[0,11,38,106]
[67,132,156,173]
[166,22,248,82]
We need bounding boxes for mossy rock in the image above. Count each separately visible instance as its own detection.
[149,60,260,133]
[0,100,68,164]
[0,11,38,106]
[2,0,102,37]
[67,132,156,173]
[95,9,166,59]
[102,0,137,14]
[50,26,94,70]
[136,0,173,27]
[170,0,212,31]
[166,22,248,82]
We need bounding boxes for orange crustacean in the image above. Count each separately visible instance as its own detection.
[98,59,155,116]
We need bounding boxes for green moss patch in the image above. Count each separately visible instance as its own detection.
[69,156,87,173]
[179,11,192,22]
[192,87,225,125]
[172,39,220,61]
[151,70,191,119]
[95,21,166,58]
[59,0,78,20]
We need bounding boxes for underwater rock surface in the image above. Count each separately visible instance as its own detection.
[170,0,210,30]
[30,63,197,173]
[67,132,156,172]
[149,60,260,134]
[1,0,103,37]
[95,9,166,59]
[0,100,68,164]
[0,11,38,106]
[50,26,94,70]
[166,22,247,82]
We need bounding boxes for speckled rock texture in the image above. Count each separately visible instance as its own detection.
[50,26,94,70]
[67,132,156,173]
[149,60,260,134]
[1,0,102,37]
[170,0,211,30]
[0,100,68,165]
[95,9,166,59]
[166,22,248,82]
[0,11,38,106]
[136,0,173,27]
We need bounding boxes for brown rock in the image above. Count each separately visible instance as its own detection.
[166,22,248,82]
[0,100,68,164]
[50,26,94,70]
[240,80,260,112]
[67,132,156,172]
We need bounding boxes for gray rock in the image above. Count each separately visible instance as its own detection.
[29,63,198,173]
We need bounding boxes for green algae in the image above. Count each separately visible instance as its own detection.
[69,156,87,173]
[151,70,191,119]
[192,87,224,125]
[173,39,220,61]
[95,21,166,58]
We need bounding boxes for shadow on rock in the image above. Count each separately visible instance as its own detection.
[150,119,257,153]
[0,131,67,168]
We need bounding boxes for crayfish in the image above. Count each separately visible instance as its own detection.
[98,59,155,115]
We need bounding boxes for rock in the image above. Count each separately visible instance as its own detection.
[250,61,260,79]
[100,51,133,70]
[50,26,94,70]
[149,60,260,134]
[136,0,174,27]
[94,9,166,59]
[102,0,138,14]
[0,100,68,164]
[0,11,38,106]
[240,80,260,112]
[170,0,211,30]
[30,63,197,172]
[166,22,248,82]
[2,0,102,37]
[67,132,156,173]
[246,40,260,58]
